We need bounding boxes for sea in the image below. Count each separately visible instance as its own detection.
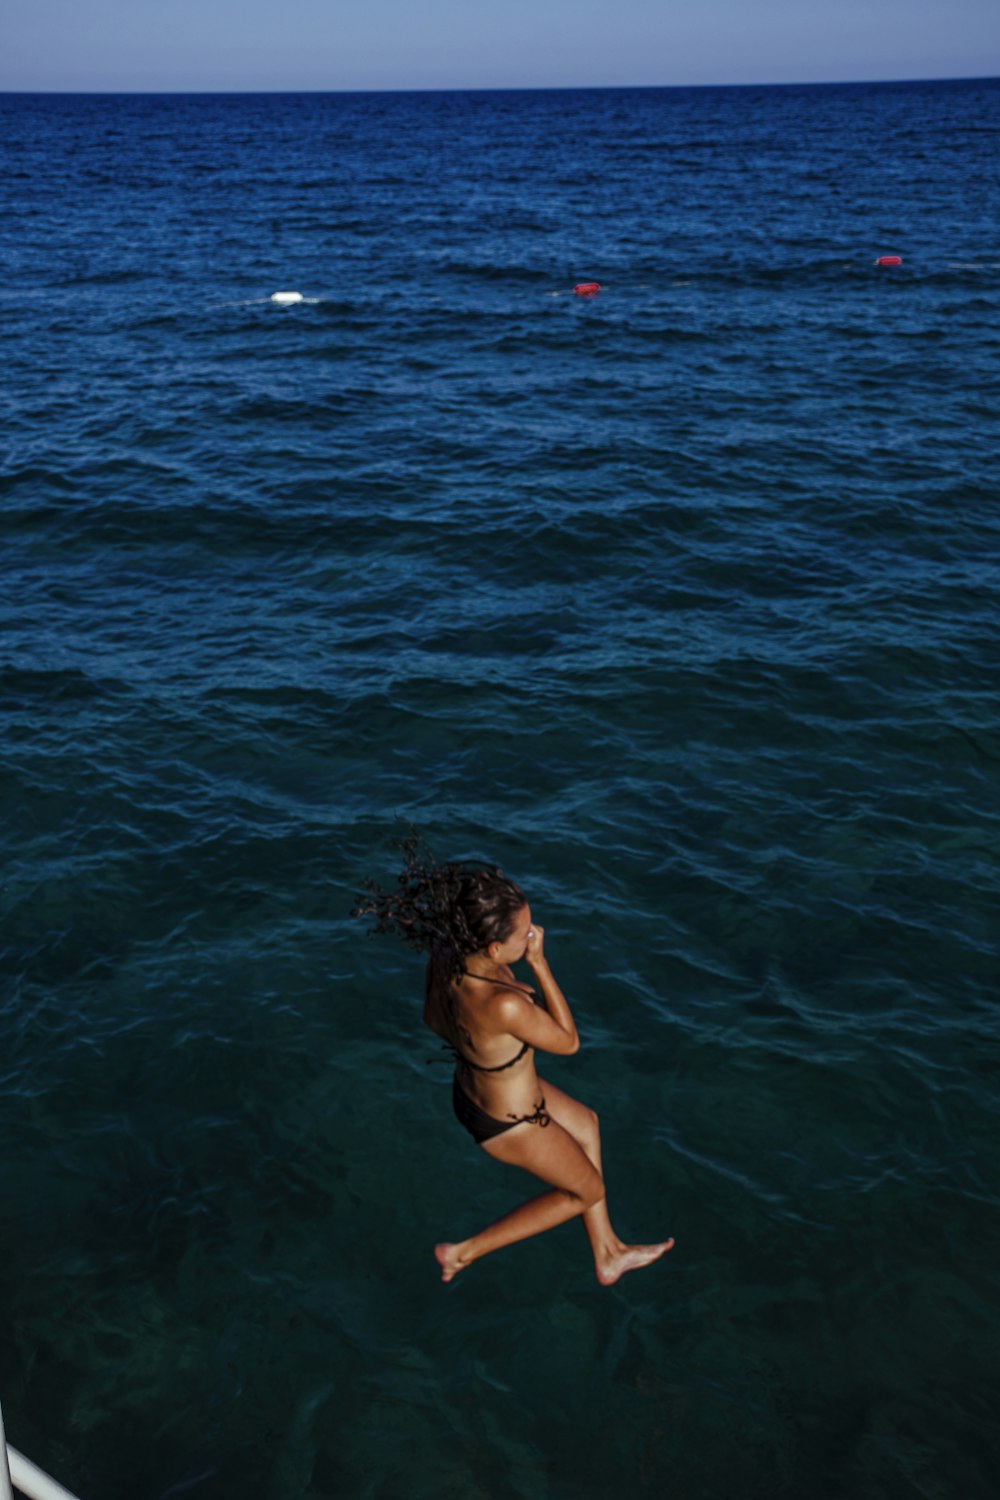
[1,79,998,1500]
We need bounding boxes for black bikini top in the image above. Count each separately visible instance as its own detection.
[446,970,535,1074]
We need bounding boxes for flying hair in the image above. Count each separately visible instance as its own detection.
[353,833,526,986]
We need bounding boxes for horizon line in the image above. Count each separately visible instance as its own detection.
[1,72,998,98]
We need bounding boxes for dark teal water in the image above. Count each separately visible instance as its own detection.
[2,80,999,1500]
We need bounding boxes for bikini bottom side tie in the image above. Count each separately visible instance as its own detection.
[452,1074,551,1145]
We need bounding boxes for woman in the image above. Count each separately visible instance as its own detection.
[356,842,674,1284]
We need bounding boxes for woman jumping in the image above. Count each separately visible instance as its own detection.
[356,841,674,1284]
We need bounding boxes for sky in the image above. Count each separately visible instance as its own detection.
[4,0,999,93]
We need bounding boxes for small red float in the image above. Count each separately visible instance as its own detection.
[875,255,902,267]
[574,281,601,296]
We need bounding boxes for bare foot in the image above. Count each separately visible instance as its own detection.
[434,1242,471,1283]
[596,1238,675,1286]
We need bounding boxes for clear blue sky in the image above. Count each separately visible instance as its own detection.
[4,0,998,92]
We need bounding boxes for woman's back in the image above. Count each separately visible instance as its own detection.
[427,960,535,1073]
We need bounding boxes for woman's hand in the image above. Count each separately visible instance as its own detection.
[524,924,546,967]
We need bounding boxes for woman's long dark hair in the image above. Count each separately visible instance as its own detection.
[354,835,526,1045]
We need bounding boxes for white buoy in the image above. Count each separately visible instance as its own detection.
[270,291,304,305]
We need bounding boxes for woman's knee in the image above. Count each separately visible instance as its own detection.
[583,1177,605,1211]
[567,1163,604,1213]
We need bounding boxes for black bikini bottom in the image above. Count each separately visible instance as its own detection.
[452,1074,551,1145]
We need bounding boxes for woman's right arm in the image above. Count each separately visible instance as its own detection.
[494,926,580,1056]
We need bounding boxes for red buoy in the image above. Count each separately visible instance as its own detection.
[875,255,902,267]
[574,281,601,296]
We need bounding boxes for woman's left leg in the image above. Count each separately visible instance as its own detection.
[537,1078,675,1285]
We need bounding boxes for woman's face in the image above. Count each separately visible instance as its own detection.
[491,903,533,965]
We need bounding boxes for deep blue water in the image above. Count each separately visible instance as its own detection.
[1,79,999,1500]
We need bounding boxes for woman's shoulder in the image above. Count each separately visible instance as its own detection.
[459,977,536,1043]
[459,970,534,1002]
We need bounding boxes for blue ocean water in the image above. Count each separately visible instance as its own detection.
[1,78,999,1499]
